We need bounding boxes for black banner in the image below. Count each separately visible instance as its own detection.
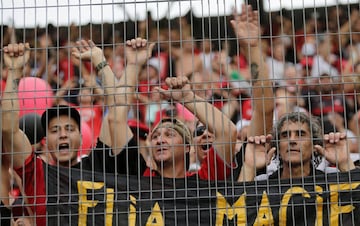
[46,165,360,225]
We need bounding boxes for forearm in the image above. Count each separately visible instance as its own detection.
[245,45,273,135]
[2,70,21,133]
[107,106,133,155]
[184,94,237,163]
[108,64,141,155]
[184,94,229,134]
[221,97,239,119]
[115,64,140,103]
[2,70,32,167]
[0,166,11,206]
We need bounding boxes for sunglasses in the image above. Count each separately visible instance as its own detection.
[193,126,206,137]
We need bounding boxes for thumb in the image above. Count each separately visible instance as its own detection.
[314,145,325,157]
[267,147,276,164]
[230,20,236,29]
[153,87,170,100]
[24,42,30,50]
[71,47,80,58]
[24,43,31,62]
[148,43,156,53]
[268,147,276,157]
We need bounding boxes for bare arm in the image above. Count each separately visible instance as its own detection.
[72,39,154,155]
[157,76,237,165]
[231,4,273,137]
[0,157,11,206]
[2,43,32,168]
[339,10,359,48]
[221,95,240,119]
[72,40,121,148]
[107,39,154,154]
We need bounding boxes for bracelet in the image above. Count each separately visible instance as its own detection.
[95,60,109,73]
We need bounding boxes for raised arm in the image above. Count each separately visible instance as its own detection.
[231,4,273,136]
[72,38,154,155]
[157,76,237,165]
[72,40,116,146]
[2,43,32,168]
[107,38,154,154]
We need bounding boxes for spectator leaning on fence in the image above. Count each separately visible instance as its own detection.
[1,38,153,225]
[238,112,356,182]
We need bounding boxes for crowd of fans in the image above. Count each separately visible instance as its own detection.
[1,3,360,225]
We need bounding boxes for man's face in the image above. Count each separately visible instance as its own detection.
[46,115,81,167]
[150,123,187,166]
[193,123,214,161]
[279,121,313,167]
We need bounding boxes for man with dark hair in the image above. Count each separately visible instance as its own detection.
[1,38,154,224]
[239,112,356,181]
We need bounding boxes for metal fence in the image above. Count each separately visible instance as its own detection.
[1,0,360,225]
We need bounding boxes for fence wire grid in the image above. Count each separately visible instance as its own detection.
[1,0,360,225]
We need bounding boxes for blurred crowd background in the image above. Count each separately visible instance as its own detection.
[1,2,360,159]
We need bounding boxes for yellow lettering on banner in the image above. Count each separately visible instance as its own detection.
[106,188,114,226]
[146,202,164,226]
[77,181,104,225]
[77,181,114,226]
[216,192,247,225]
[128,195,137,226]
[279,187,310,226]
[315,186,323,226]
[253,191,274,226]
[329,182,360,226]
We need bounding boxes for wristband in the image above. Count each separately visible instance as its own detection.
[95,60,108,73]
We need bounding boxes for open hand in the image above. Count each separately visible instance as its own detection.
[72,40,105,66]
[230,4,260,47]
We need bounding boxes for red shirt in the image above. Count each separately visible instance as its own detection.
[58,58,74,83]
[14,154,46,225]
[77,105,103,141]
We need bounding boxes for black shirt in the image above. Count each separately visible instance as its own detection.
[74,138,147,176]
